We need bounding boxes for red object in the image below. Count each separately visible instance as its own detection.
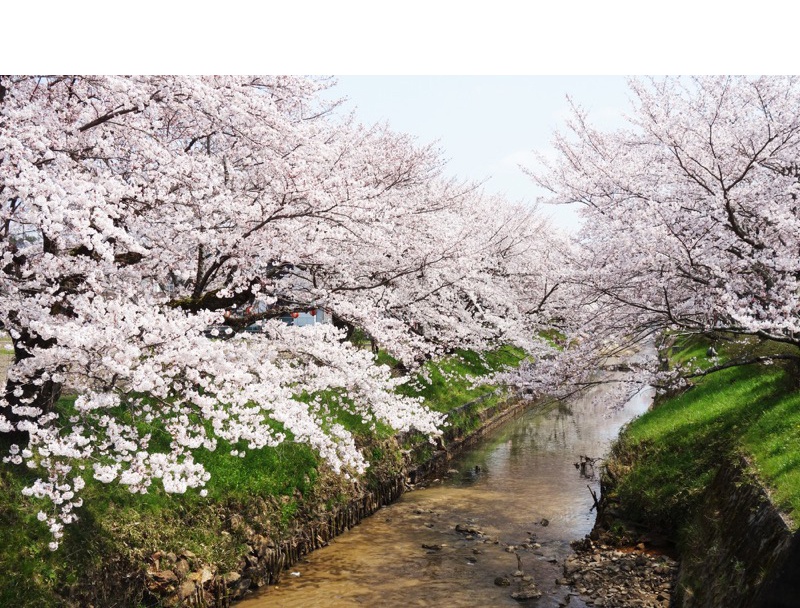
[309,308,317,316]
[291,312,300,319]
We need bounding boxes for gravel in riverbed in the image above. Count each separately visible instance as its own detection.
[561,538,678,608]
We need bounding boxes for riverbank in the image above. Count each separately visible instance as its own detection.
[140,388,533,607]
[570,333,800,607]
[0,345,530,607]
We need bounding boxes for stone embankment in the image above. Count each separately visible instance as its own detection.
[142,477,406,607]
[675,456,800,608]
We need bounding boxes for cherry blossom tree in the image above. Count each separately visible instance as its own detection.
[0,75,564,547]
[531,75,800,388]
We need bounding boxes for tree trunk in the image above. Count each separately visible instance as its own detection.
[2,328,62,444]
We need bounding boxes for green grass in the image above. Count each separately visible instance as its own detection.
[395,345,526,413]
[742,387,800,518]
[609,333,800,540]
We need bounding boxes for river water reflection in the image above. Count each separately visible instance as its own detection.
[238,373,654,608]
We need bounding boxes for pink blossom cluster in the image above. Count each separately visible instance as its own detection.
[529,76,800,387]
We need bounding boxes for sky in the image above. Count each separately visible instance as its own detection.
[320,76,633,232]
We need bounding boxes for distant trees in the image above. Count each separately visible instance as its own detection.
[532,75,800,388]
[0,76,565,546]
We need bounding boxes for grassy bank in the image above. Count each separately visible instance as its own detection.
[0,344,525,607]
[604,333,800,544]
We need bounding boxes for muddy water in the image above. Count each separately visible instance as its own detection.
[238,375,654,608]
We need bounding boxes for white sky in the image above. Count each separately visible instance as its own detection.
[320,76,633,232]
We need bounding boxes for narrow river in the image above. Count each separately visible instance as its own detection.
[238,367,654,607]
